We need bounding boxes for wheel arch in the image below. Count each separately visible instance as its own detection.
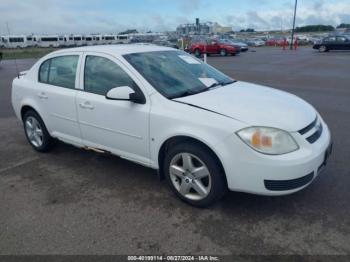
[157,135,227,185]
[20,104,41,121]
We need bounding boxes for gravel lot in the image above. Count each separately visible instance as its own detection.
[0,47,349,255]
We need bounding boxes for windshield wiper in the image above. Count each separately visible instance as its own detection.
[169,90,197,99]
[169,80,236,99]
[206,80,236,89]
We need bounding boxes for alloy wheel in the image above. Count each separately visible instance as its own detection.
[319,45,327,52]
[220,49,227,56]
[169,153,212,201]
[25,116,44,147]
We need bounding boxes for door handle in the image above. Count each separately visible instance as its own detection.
[79,101,94,110]
[38,92,48,99]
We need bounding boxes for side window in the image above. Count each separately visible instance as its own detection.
[49,56,78,89]
[336,37,346,43]
[39,59,50,84]
[38,56,78,89]
[84,55,137,96]
[325,37,336,42]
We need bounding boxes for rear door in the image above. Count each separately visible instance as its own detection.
[76,52,151,165]
[36,53,82,145]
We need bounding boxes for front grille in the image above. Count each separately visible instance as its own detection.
[298,117,317,135]
[298,117,323,144]
[306,123,323,144]
[264,172,314,191]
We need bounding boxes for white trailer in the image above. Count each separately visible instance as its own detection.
[37,35,60,47]
[25,35,36,47]
[92,35,102,45]
[84,35,96,46]
[72,35,84,46]
[1,35,28,48]
[102,34,116,45]
[116,34,130,44]
[62,35,75,47]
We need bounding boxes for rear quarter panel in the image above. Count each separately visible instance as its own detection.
[12,77,49,130]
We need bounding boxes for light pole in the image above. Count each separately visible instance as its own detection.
[290,0,298,50]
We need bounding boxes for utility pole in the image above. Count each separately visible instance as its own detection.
[290,0,298,50]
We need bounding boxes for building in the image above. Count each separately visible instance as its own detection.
[176,19,232,36]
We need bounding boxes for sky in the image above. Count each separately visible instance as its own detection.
[1,0,350,35]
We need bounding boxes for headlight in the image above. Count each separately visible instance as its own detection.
[236,127,299,155]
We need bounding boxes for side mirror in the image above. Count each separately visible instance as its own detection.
[106,86,145,104]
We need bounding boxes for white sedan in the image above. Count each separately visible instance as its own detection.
[11,45,332,207]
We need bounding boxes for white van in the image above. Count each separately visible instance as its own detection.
[73,35,84,46]
[2,35,28,48]
[117,34,130,44]
[37,35,60,48]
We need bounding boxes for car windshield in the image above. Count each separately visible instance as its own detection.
[123,51,235,99]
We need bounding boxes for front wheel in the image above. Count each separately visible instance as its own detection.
[163,143,227,207]
[319,45,328,52]
[220,49,227,56]
[23,110,54,152]
[194,49,201,57]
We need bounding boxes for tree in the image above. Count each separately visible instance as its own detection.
[240,28,255,32]
[295,25,335,32]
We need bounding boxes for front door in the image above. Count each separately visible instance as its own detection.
[206,40,219,54]
[76,53,150,165]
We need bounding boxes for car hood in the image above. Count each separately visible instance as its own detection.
[174,81,316,132]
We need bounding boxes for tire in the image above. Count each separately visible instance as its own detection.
[319,45,328,52]
[163,142,227,207]
[194,49,201,57]
[23,110,54,152]
[220,49,227,56]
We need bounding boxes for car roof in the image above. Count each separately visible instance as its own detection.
[51,44,174,56]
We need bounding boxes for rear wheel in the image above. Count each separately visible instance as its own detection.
[23,110,54,152]
[163,143,227,207]
[319,45,328,52]
[194,49,201,57]
[220,49,227,56]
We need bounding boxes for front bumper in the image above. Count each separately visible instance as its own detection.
[217,117,332,195]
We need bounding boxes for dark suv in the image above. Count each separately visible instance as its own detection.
[313,36,350,52]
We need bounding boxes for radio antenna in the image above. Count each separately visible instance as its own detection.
[6,22,20,78]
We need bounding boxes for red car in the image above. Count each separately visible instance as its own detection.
[190,40,240,57]
[266,38,289,46]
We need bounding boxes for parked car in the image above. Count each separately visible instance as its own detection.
[220,39,249,52]
[313,36,350,52]
[189,40,240,57]
[266,37,288,47]
[152,40,179,49]
[246,39,266,47]
[12,45,332,207]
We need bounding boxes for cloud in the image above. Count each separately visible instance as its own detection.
[177,0,202,13]
[0,0,349,34]
[219,1,350,31]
